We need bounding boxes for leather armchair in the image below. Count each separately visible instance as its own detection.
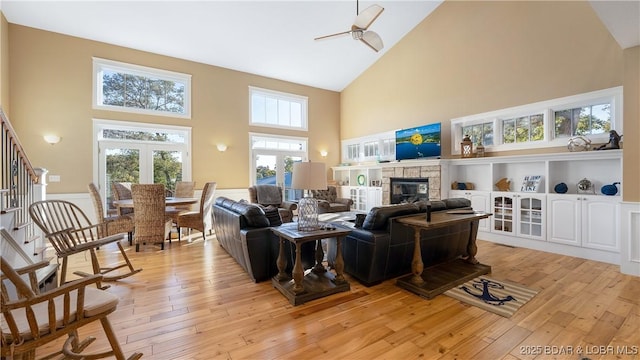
[248,185,297,223]
[311,186,353,213]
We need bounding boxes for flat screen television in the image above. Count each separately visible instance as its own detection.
[395,122,441,161]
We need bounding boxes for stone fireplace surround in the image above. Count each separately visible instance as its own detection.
[380,163,441,205]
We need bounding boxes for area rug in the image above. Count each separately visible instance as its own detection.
[444,276,538,318]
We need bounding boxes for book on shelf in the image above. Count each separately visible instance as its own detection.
[521,175,543,192]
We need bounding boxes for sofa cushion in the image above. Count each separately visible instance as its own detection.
[415,200,447,212]
[312,188,337,203]
[362,203,420,231]
[443,198,472,209]
[228,200,270,228]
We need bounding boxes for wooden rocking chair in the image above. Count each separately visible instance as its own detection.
[29,200,142,290]
[1,257,143,359]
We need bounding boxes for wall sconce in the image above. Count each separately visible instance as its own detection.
[216,143,228,152]
[43,135,61,145]
[320,150,328,157]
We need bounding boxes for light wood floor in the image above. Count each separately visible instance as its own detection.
[36,232,640,360]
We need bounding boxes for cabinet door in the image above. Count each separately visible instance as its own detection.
[517,194,546,240]
[468,191,491,232]
[367,187,382,209]
[582,196,619,252]
[350,187,368,212]
[491,193,515,235]
[547,195,581,246]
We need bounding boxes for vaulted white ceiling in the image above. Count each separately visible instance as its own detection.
[1,1,638,92]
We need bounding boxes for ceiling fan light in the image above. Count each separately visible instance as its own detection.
[361,31,384,52]
[351,29,363,40]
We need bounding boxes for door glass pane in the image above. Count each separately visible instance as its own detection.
[106,148,140,213]
[285,156,303,201]
[153,150,183,194]
[255,154,277,185]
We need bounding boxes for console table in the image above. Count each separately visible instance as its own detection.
[395,211,492,299]
[271,223,351,306]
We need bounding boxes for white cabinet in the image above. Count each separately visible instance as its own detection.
[547,195,619,252]
[492,192,546,240]
[349,187,368,212]
[449,190,491,232]
[367,187,383,209]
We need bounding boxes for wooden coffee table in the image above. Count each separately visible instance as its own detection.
[271,222,351,306]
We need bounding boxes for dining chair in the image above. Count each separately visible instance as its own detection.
[29,200,142,289]
[131,184,173,251]
[166,181,196,222]
[1,257,143,360]
[112,182,134,215]
[88,182,135,245]
[177,182,217,241]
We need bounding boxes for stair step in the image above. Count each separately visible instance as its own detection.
[14,221,31,231]
[24,234,39,244]
[1,206,20,214]
[34,246,47,257]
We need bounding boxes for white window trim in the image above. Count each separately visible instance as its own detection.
[249,86,308,131]
[92,118,192,187]
[341,130,395,163]
[249,132,308,186]
[450,86,623,155]
[93,57,192,119]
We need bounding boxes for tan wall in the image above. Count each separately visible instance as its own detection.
[0,13,9,111]
[623,46,639,202]
[341,0,637,201]
[8,25,340,193]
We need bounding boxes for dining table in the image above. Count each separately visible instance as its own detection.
[112,197,199,209]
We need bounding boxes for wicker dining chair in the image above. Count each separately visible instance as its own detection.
[131,184,173,251]
[89,182,135,245]
[177,182,217,241]
[1,257,143,360]
[29,200,142,290]
[112,182,134,216]
[165,181,196,224]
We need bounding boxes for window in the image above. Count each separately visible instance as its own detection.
[250,133,307,201]
[501,114,544,144]
[249,87,308,130]
[451,87,622,154]
[363,141,378,157]
[462,122,494,146]
[93,119,192,214]
[554,104,610,138]
[342,131,396,163]
[93,58,191,118]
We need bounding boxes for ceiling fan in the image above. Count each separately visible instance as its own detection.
[314,1,385,52]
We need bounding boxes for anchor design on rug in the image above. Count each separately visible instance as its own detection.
[460,278,517,305]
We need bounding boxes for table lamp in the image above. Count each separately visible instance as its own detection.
[292,161,327,231]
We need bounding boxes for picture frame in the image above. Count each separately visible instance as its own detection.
[520,175,543,192]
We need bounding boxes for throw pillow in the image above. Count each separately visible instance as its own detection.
[262,205,283,226]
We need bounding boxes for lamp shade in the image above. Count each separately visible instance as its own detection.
[292,162,327,190]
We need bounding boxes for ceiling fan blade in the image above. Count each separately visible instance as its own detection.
[353,4,384,30]
[360,30,384,52]
[314,30,352,41]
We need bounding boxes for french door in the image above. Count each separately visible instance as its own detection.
[93,120,192,214]
[253,151,303,201]
[98,141,189,213]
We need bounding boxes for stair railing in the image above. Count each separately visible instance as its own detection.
[1,108,42,257]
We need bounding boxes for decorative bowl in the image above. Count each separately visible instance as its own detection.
[554,182,568,194]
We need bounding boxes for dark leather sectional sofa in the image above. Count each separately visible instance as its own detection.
[212,197,314,282]
[328,198,474,286]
